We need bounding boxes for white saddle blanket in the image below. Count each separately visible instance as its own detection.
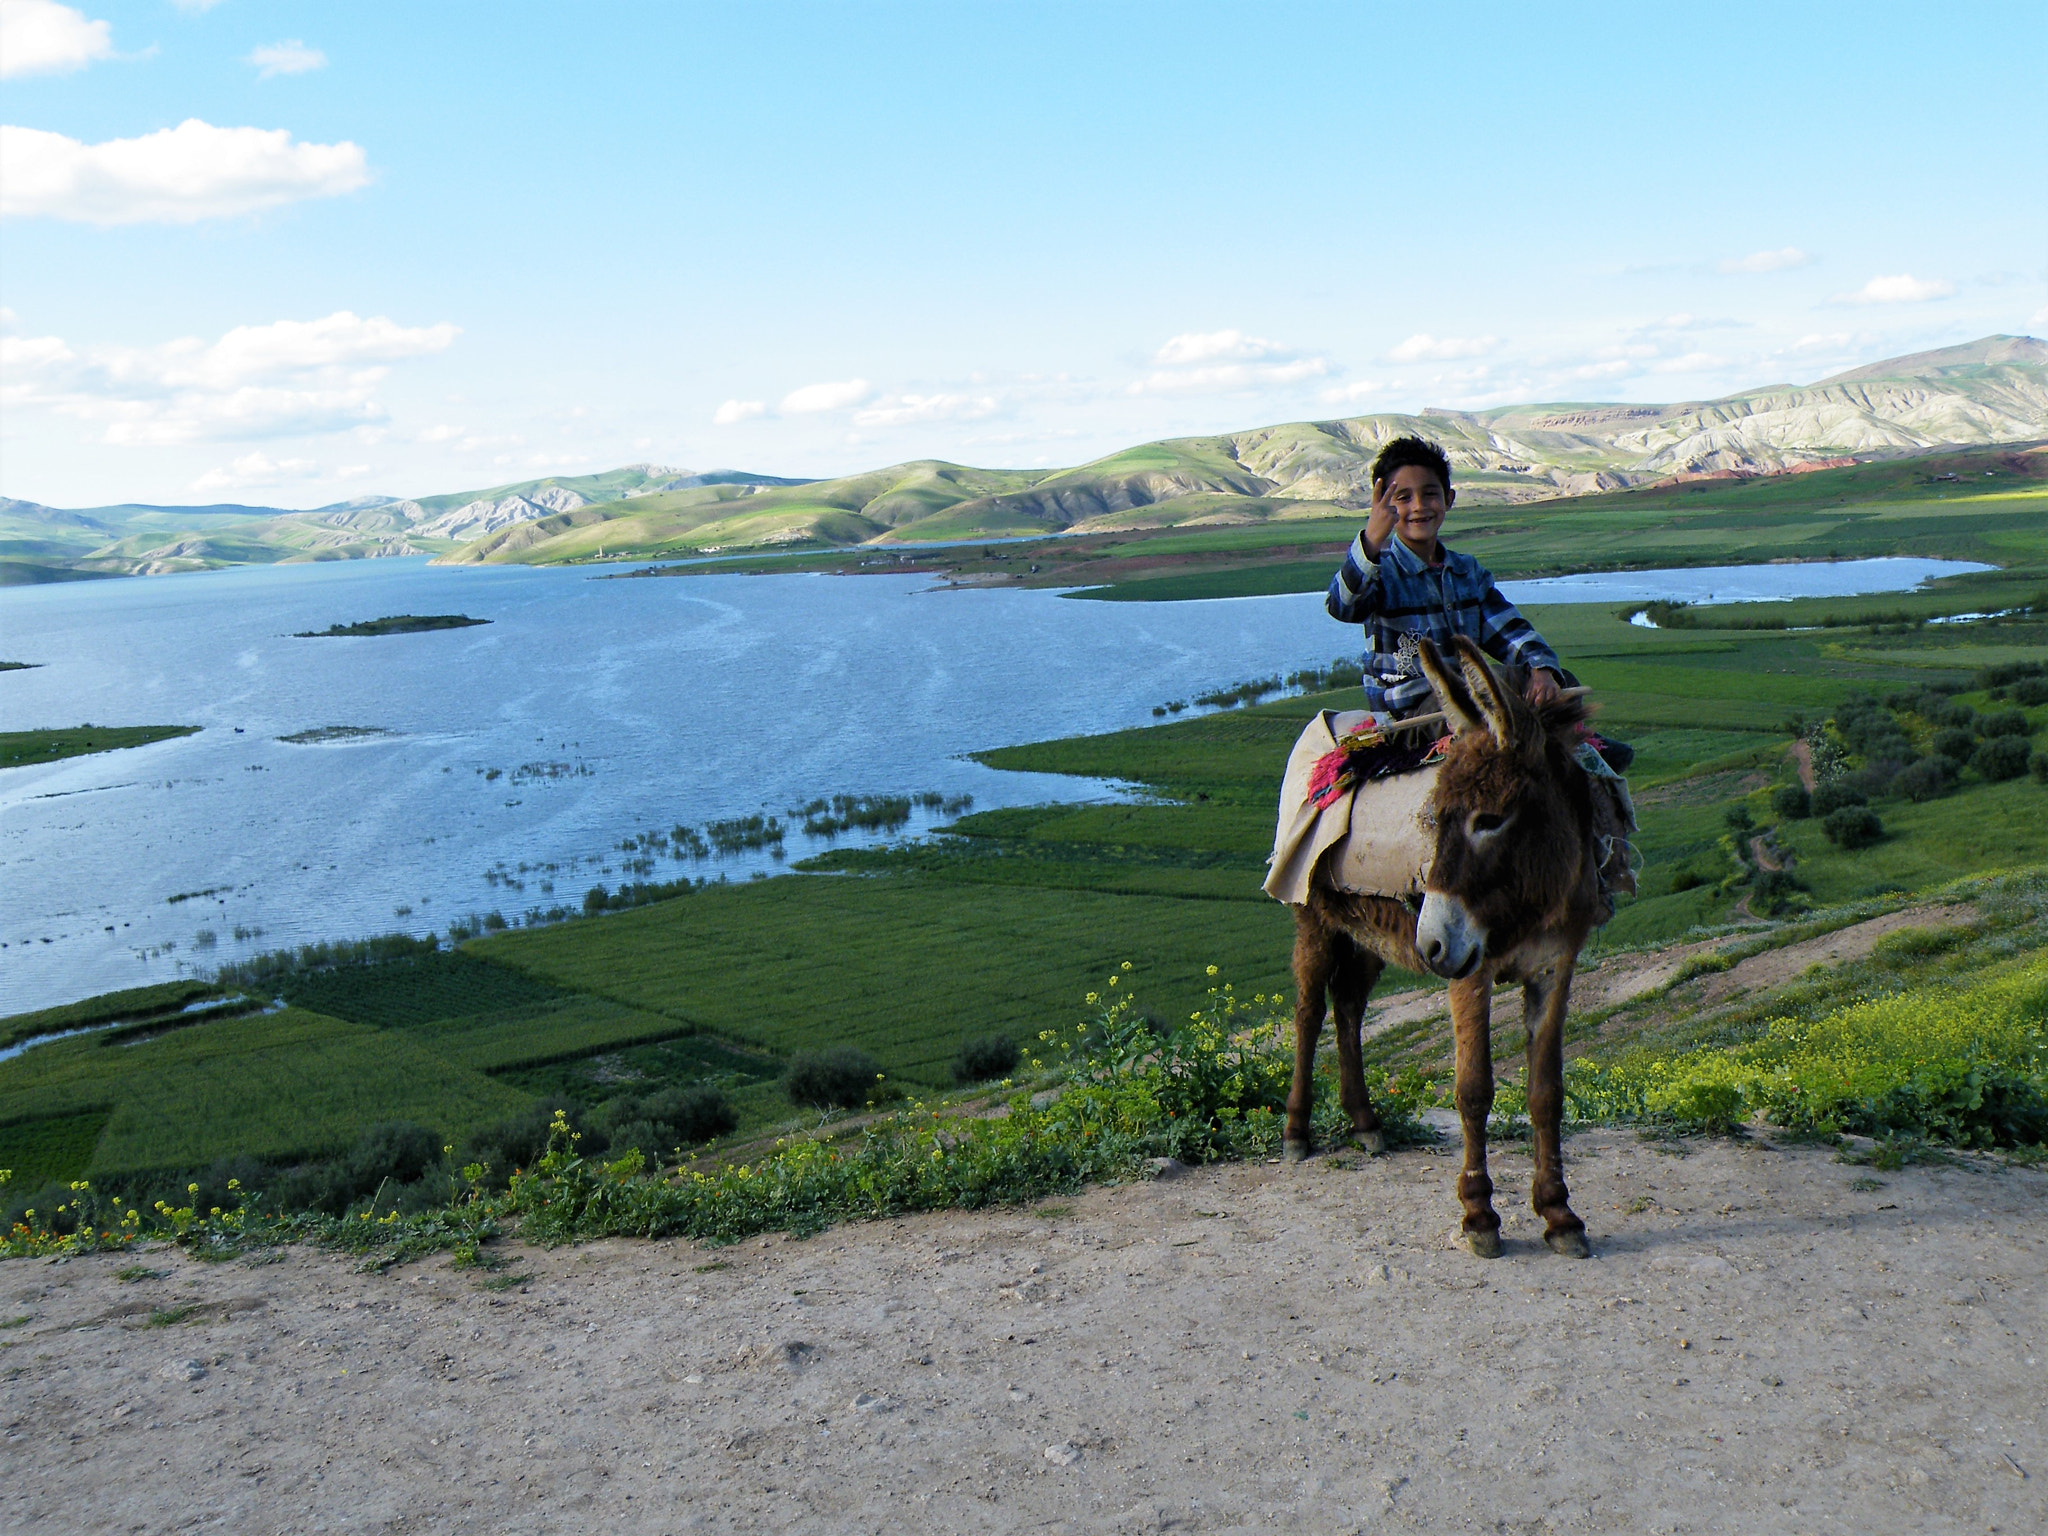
[1262,709,1443,906]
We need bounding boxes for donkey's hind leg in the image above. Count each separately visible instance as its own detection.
[1285,903,1340,1162]
[1330,941,1387,1154]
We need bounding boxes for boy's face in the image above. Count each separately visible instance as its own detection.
[1381,464,1453,555]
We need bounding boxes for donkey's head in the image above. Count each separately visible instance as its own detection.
[1411,636,1595,979]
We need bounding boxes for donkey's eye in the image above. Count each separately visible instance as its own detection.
[1468,812,1509,838]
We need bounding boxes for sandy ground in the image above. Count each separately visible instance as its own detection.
[3,1129,2043,1536]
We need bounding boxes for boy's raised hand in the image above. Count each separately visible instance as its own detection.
[1362,475,1396,557]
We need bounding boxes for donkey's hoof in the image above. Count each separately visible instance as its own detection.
[1465,1227,1503,1260]
[1283,1138,1312,1163]
[1545,1228,1591,1259]
[1358,1130,1387,1157]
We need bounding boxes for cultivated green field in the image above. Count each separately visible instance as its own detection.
[0,724,200,770]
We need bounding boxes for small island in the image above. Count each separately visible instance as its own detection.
[0,661,39,672]
[292,614,491,638]
[277,726,401,744]
[1,724,200,769]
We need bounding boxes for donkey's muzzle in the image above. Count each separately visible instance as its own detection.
[1416,891,1485,979]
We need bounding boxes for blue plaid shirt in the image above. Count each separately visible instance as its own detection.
[1326,532,1562,717]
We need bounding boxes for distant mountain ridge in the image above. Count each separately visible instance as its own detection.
[2,335,2041,581]
[0,465,812,579]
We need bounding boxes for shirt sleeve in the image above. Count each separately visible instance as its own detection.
[1474,575,1563,677]
[1325,531,1380,623]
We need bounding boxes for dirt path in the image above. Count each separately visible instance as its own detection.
[1364,903,1974,1037]
[4,1131,2042,1535]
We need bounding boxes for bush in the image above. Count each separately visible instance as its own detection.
[1749,867,1807,916]
[1810,780,1867,816]
[785,1047,886,1110]
[1771,783,1811,820]
[1978,710,2033,739]
[2012,678,2048,707]
[1974,736,2032,783]
[1823,805,1884,849]
[953,1032,1020,1084]
[1668,867,1706,893]
[2033,751,2048,784]
[1894,756,1957,802]
[1926,699,1976,730]
[1848,760,1907,798]
[1722,803,1755,832]
[1933,727,1979,762]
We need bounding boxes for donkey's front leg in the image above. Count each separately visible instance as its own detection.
[1285,908,1337,1161]
[1330,944,1387,1154]
[1449,973,1501,1257]
[1524,959,1590,1257]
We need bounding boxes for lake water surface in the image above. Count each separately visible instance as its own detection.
[0,554,1989,1013]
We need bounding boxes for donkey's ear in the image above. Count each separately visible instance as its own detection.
[1453,636,1520,750]
[1417,637,1485,736]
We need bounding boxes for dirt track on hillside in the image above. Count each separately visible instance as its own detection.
[4,1130,2043,1535]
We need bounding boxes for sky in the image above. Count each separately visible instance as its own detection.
[1,0,2044,509]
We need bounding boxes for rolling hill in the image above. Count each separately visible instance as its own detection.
[3,335,2042,581]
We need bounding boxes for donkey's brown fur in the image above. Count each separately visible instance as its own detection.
[1287,635,1604,1259]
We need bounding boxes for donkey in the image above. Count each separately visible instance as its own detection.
[1285,634,1604,1259]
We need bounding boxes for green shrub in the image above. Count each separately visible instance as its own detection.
[1974,736,2032,783]
[1750,867,1806,916]
[1926,699,1976,730]
[1771,784,1811,820]
[2032,751,2048,784]
[1978,710,2033,740]
[1810,780,1867,816]
[1894,756,1957,802]
[2011,678,2048,707]
[785,1047,887,1110]
[1823,806,1884,849]
[1933,727,1978,762]
[953,1032,1021,1084]
[1723,803,1756,832]
[1668,868,1705,893]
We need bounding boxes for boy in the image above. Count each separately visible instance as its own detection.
[1327,435,1564,717]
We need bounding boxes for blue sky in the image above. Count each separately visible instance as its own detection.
[2,0,2043,508]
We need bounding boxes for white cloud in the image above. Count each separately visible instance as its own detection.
[245,40,327,78]
[0,0,111,79]
[1720,247,1811,274]
[1389,333,1498,363]
[851,392,999,429]
[2029,304,2048,328]
[1837,273,1956,305]
[417,423,464,443]
[170,0,223,10]
[1152,329,1288,366]
[1317,380,1382,407]
[190,451,322,495]
[0,119,370,225]
[3,309,458,444]
[713,398,767,425]
[1131,330,1328,395]
[1648,351,1728,374]
[780,378,873,414]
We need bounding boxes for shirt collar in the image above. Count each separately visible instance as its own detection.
[1384,535,1449,574]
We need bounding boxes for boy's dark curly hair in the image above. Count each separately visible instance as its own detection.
[1370,435,1452,493]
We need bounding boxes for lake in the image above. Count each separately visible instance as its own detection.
[0,554,1990,1014]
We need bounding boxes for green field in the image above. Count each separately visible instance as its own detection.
[3,546,2046,1209]
[0,724,200,770]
